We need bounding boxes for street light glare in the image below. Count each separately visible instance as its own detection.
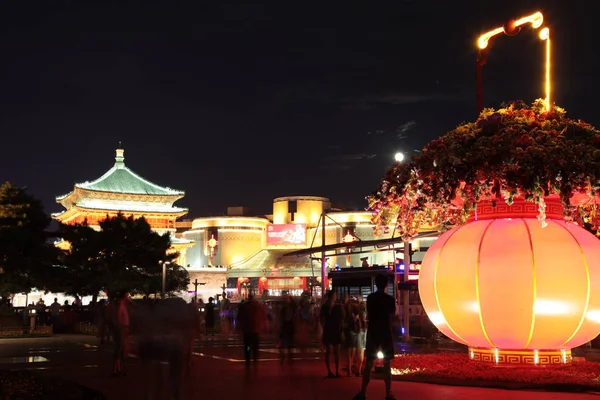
[394,152,404,162]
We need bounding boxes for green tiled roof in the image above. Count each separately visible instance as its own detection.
[75,148,184,196]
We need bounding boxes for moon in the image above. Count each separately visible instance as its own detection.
[394,152,405,162]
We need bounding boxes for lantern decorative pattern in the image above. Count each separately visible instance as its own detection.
[419,198,600,365]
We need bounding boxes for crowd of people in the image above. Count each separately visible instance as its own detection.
[232,274,397,400]
[3,274,398,399]
[26,273,395,400]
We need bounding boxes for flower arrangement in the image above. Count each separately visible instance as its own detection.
[368,99,600,239]
[390,353,600,390]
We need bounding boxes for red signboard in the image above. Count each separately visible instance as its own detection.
[266,224,307,245]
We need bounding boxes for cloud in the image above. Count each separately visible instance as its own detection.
[276,88,467,110]
[330,154,376,161]
[397,120,416,133]
[341,92,466,106]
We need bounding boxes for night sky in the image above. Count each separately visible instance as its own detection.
[1,1,596,218]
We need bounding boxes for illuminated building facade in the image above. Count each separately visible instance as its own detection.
[53,146,193,261]
[182,196,435,298]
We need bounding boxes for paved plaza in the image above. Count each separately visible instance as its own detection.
[0,335,597,399]
[0,335,598,400]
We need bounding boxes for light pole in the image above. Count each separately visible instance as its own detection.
[402,241,411,342]
[321,211,327,296]
[161,261,171,299]
[193,279,206,302]
[476,11,544,113]
[539,27,552,111]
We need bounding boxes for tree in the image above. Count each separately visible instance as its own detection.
[58,214,189,297]
[55,221,104,297]
[0,182,58,297]
[145,262,190,296]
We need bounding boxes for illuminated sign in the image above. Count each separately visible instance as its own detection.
[266,224,306,245]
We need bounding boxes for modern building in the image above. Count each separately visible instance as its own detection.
[181,196,437,299]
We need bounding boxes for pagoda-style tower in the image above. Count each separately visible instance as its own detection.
[53,146,193,260]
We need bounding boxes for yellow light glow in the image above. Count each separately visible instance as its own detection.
[586,310,600,323]
[515,11,544,29]
[561,349,568,363]
[478,27,503,49]
[534,300,571,315]
[477,11,544,49]
[342,230,356,243]
[207,235,218,248]
[231,255,244,264]
[427,311,446,326]
[539,27,551,111]
[419,210,600,353]
[468,301,480,313]
[190,217,269,230]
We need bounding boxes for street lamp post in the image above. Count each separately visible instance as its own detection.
[476,11,544,113]
[161,261,171,299]
[193,279,206,302]
[402,241,411,342]
[539,27,552,111]
[321,211,327,296]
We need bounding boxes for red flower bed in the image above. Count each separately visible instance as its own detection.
[390,353,600,391]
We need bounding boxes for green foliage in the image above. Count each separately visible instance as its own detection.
[58,214,189,296]
[368,100,600,238]
[0,182,58,295]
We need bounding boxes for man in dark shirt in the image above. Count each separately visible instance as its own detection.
[320,290,344,377]
[237,295,267,366]
[354,274,396,400]
[205,297,216,336]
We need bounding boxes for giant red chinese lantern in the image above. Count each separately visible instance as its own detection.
[419,197,600,365]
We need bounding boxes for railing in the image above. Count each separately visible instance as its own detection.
[75,322,97,335]
[0,325,52,337]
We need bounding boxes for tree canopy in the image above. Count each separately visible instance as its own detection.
[58,214,189,297]
[0,182,58,296]
[0,182,190,299]
[368,100,600,238]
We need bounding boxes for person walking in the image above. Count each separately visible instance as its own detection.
[96,299,109,345]
[353,274,396,400]
[279,295,296,362]
[205,297,216,337]
[49,298,61,333]
[111,292,131,376]
[237,295,267,367]
[320,290,344,378]
[346,297,360,376]
[355,300,367,376]
[296,294,312,353]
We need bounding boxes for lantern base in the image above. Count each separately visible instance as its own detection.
[467,196,565,221]
[468,347,572,365]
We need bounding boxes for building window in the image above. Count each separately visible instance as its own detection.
[289,200,297,222]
